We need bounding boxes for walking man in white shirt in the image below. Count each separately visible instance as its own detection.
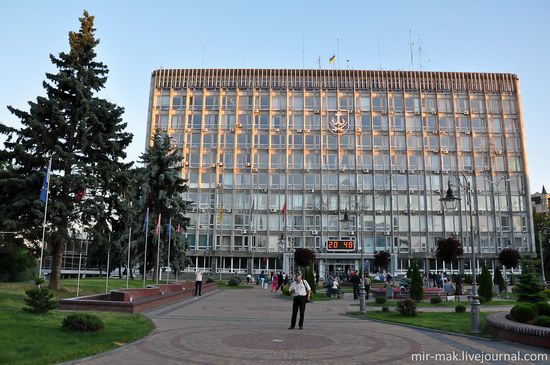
[194,270,203,296]
[288,274,311,330]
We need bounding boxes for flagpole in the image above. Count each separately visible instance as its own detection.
[105,233,111,293]
[166,218,171,284]
[143,207,149,288]
[38,157,52,278]
[156,213,161,284]
[126,226,131,288]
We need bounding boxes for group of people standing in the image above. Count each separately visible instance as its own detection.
[325,271,372,300]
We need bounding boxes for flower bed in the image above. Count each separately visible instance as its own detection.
[487,312,550,349]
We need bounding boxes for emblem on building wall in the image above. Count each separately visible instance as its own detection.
[328,112,349,135]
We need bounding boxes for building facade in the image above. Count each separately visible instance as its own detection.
[146,69,534,277]
[531,186,550,214]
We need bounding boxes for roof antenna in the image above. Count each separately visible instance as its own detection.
[418,38,423,71]
[409,30,414,70]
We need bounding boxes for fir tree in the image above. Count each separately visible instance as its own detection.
[478,261,493,302]
[409,260,424,301]
[515,255,546,303]
[137,132,192,282]
[0,11,133,289]
[493,266,506,293]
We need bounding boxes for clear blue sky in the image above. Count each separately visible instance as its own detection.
[1,0,548,192]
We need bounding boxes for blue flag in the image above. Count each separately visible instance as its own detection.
[39,165,49,203]
[167,219,171,243]
[142,208,149,233]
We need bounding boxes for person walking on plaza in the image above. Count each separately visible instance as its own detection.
[288,274,311,330]
[271,271,279,292]
[351,270,361,300]
[277,272,284,291]
[364,272,372,300]
[194,270,203,296]
[325,272,334,297]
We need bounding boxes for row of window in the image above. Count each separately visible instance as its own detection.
[156,92,518,115]
[157,113,521,134]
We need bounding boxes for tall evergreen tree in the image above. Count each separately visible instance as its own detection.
[0,11,133,289]
[493,266,506,293]
[409,260,424,301]
[478,261,493,302]
[137,132,192,282]
[515,255,546,303]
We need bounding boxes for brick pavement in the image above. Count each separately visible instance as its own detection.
[68,287,548,365]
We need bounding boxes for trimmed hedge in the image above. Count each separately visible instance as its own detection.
[430,296,442,304]
[62,313,104,332]
[455,304,466,313]
[535,302,550,317]
[533,315,550,328]
[382,306,390,312]
[396,299,417,317]
[510,304,536,323]
[375,296,387,304]
[227,278,239,286]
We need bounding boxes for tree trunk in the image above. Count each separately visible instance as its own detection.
[49,241,64,290]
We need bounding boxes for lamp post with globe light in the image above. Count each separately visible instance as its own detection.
[440,173,480,333]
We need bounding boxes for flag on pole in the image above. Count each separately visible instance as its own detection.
[142,208,149,233]
[155,213,161,236]
[39,164,50,203]
[249,197,255,218]
[219,203,223,224]
[177,224,181,233]
[329,54,336,64]
[282,201,287,222]
[167,218,171,243]
[75,189,86,202]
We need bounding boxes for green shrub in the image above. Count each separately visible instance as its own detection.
[455,304,466,313]
[375,296,387,304]
[544,289,550,300]
[62,313,104,332]
[510,304,536,323]
[515,256,546,303]
[206,277,215,283]
[430,296,442,304]
[533,316,550,328]
[281,284,290,296]
[382,306,390,312]
[463,274,472,285]
[23,279,57,314]
[478,296,487,305]
[493,266,506,292]
[534,302,550,317]
[396,299,417,316]
[227,278,239,286]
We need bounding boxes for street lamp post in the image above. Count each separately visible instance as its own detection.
[538,227,549,286]
[340,210,366,313]
[440,174,480,333]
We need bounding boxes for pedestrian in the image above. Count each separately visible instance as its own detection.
[246,273,252,284]
[277,272,284,291]
[315,272,320,285]
[351,270,361,300]
[364,273,372,300]
[194,270,203,296]
[325,272,334,297]
[259,270,266,288]
[288,274,311,330]
[271,272,279,292]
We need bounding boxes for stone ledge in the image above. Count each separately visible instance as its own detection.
[487,312,550,349]
[59,282,217,313]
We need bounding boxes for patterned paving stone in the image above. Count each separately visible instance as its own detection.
[69,287,549,365]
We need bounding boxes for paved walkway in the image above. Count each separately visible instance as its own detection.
[70,287,548,365]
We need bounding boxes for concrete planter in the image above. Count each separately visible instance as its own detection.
[487,312,550,349]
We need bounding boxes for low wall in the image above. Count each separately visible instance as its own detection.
[59,282,217,313]
[487,312,550,350]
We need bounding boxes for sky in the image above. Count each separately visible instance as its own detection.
[1,0,549,193]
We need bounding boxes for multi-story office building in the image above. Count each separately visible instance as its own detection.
[146,69,534,277]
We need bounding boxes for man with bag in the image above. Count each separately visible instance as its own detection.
[288,274,311,330]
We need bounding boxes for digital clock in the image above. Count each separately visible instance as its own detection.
[327,240,355,251]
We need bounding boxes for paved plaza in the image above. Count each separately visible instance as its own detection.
[70,287,549,365]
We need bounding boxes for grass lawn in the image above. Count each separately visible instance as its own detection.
[57,278,158,298]
[349,310,493,338]
[365,299,518,307]
[0,281,154,365]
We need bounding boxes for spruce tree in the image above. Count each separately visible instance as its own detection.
[409,260,424,301]
[515,256,546,303]
[478,261,493,302]
[0,11,133,289]
[493,266,506,293]
[137,132,192,282]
